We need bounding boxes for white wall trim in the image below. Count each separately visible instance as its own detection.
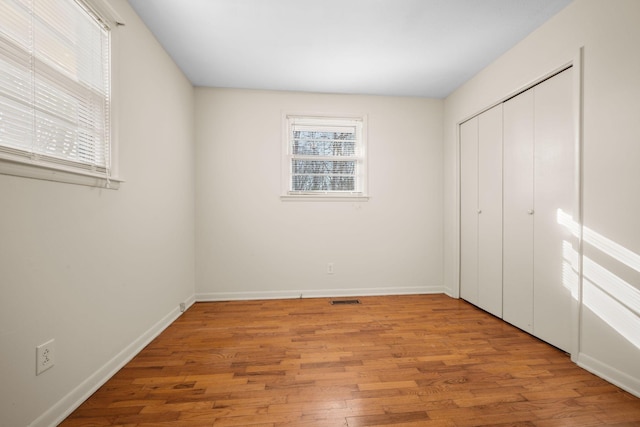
[196,285,443,302]
[577,353,640,398]
[572,47,585,364]
[29,296,196,427]
[182,294,197,311]
[0,158,122,189]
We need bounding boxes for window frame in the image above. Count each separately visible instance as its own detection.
[281,113,369,201]
[0,0,123,189]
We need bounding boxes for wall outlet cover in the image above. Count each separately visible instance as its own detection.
[36,339,55,375]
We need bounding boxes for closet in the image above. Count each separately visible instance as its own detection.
[460,67,576,353]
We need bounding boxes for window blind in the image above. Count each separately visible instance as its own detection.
[288,117,364,194]
[0,0,111,177]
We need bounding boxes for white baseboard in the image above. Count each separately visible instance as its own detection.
[577,352,640,398]
[444,288,458,299]
[183,293,197,311]
[196,285,443,301]
[30,296,197,427]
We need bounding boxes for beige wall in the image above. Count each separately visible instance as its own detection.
[0,1,196,425]
[195,88,443,299]
[444,0,640,396]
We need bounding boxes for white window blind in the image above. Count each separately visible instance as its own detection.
[0,0,111,178]
[286,116,366,196]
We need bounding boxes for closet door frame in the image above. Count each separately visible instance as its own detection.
[455,49,584,361]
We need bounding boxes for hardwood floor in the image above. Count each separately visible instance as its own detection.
[60,294,640,426]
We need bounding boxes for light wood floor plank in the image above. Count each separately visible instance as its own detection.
[60,295,640,426]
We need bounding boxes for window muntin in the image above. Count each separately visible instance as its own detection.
[286,116,366,196]
[0,0,112,181]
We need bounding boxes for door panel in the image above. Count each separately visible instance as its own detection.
[460,117,479,305]
[478,105,503,317]
[503,89,535,333]
[533,68,575,352]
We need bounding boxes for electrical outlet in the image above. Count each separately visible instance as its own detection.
[36,339,55,375]
[179,302,186,312]
[327,262,334,274]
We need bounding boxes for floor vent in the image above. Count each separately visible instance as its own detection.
[330,299,361,305]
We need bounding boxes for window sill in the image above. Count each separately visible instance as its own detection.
[0,158,122,189]
[281,193,369,202]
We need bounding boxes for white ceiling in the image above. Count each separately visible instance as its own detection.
[127,0,572,98]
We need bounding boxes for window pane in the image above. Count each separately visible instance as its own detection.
[35,0,108,92]
[292,175,355,192]
[0,0,31,48]
[292,131,356,156]
[33,67,107,166]
[292,159,355,175]
[0,96,32,150]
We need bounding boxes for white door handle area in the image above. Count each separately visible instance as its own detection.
[528,209,535,215]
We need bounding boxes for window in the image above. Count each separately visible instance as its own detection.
[0,0,116,187]
[283,115,367,199]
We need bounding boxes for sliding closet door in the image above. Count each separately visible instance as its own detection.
[533,68,575,352]
[460,117,479,305]
[477,105,503,317]
[503,90,535,333]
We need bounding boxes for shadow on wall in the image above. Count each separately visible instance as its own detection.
[558,209,640,349]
